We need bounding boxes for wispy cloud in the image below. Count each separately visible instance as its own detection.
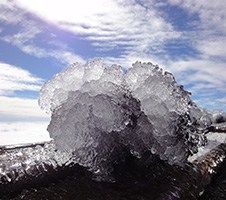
[2,21,41,44]
[0,1,85,65]
[167,59,226,86]
[0,0,25,24]
[0,0,225,112]
[168,0,226,29]
[216,97,226,103]
[165,59,226,101]
[0,62,43,95]
[14,0,181,56]
[0,62,49,121]
[1,30,85,65]
[3,0,226,66]
[0,96,49,120]
[167,0,226,59]
[196,37,226,58]
[49,50,86,65]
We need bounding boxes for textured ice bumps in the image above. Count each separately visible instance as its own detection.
[39,59,212,176]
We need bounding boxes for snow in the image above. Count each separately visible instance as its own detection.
[0,122,51,146]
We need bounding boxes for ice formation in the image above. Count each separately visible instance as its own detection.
[39,59,212,177]
[212,110,226,123]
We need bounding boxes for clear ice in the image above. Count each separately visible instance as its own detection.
[39,59,214,177]
[212,110,226,123]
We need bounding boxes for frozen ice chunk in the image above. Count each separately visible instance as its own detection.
[48,89,143,175]
[189,106,213,127]
[212,109,226,123]
[125,61,205,164]
[39,59,210,178]
[39,59,106,115]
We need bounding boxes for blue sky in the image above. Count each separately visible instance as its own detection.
[0,0,226,123]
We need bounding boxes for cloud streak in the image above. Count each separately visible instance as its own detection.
[0,1,85,65]
[167,0,226,59]
[0,0,225,112]
[14,0,181,56]
[0,96,49,120]
[0,62,43,95]
[0,62,49,121]
[1,30,85,65]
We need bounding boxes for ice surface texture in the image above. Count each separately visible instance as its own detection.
[212,110,226,123]
[0,142,72,185]
[39,59,211,177]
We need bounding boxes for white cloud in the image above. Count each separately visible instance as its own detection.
[0,122,50,146]
[3,0,226,66]
[165,59,226,94]
[161,57,226,111]
[0,63,50,123]
[0,96,49,119]
[167,0,226,59]
[196,37,226,58]
[2,21,41,43]
[216,97,226,103]
[0,1,85,65]
[50,50,86,65]
[169,0,226,29]
[103,51,166,70]
[2,34,85,64]
[0,0,25,24]
[195,97,217,108]
[0,0,225,113]
[0,62,43,95]
[14,0,181,55]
